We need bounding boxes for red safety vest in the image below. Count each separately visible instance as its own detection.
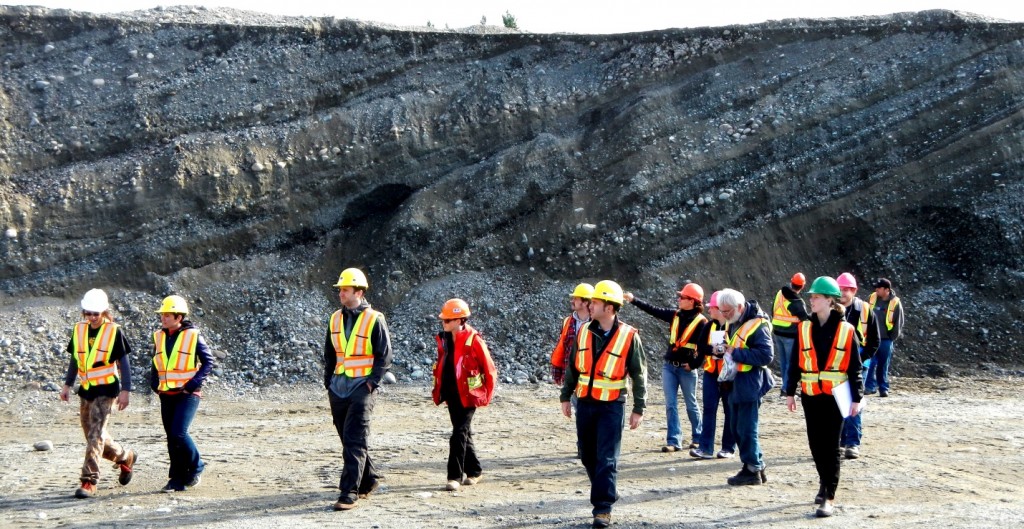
[152,328,200,392]
[574,322,638,401]
[797,320,854,396]
[329,308,380,378]
[72,322,120,389]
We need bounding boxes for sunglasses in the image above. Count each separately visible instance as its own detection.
[81,311,100,317]
[442,318,458,324]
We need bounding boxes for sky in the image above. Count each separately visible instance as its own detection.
[8,1,1024,33]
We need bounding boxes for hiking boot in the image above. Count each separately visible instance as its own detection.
[74,481,96,499]
[462,474,482,486]
[333,495,357,511]
[689,448,714,459]
[161,480,185,493]
[727,467,763,486]
[358,479,380,499]
[814,485,826,505]
[446,480,461,491]
[816,499,835,517]
[845,446,860,459]
[117,450,137,486]
[592,512,611,528]
[660,445,680,453]
[716,450,735,459]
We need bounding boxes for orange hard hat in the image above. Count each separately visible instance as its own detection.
[678,283,704,302]
[791,273,806,287]
[439,298,471,320]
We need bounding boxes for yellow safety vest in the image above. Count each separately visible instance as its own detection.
[574,322,637,401]
[771,290,800,328]
[728,317,768,373]
[868,293,900,331]
[152,328,200,392]
[72,322,120,390]
[330,308,380,378]
[670,313,707,350]
[797,320,854,396]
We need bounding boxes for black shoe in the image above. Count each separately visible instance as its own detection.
[358,479,380,499]
[333,495,358,511]
[759,467,768,484]
[879,390,889,397]
[814,485,826,505]
[727,467,763,486]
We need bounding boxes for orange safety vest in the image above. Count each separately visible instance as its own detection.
[868,293,900,331]
[152,328,200,392]
[574,322,638,401]
[329,308,380,378]
[728,317,768,373]
[797,320,854,396]
[72,322,120,390]
[550,316,575,367]
[670,313,707,350]
[771,290,800,328]
[702,321,729,373]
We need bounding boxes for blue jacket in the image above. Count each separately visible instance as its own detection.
[728,301,775,403]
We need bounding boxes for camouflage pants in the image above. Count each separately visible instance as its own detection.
[79,396,127,484]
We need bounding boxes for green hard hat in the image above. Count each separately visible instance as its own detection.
[807,276,842,298]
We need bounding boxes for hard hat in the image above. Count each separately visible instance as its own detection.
[333,268,369,289]
[591,280,624,306]
[156,295,189,314]
[81,289,109,313]
[836,272,858,290]
[807,276,842,298]
[791,273,806,287]
[679,283,704,302]
[439,298,471,319]
[570,283,594,299]
[708,291,720,308]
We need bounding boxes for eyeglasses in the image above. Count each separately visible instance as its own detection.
[81,311,100,317]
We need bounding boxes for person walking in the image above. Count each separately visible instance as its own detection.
[716,288,774,486]
[836,273,879,459]
[865,278,904,397]
[151,295,214,493]
[323,268,393,511]
[560,280,647,528]
[771,273,810,397]
[785,276,863,517]
[550,283,593,386]
[431,299,497,492]
[59,289,137,499]
[623,282,705,453]
[690,291,736,460]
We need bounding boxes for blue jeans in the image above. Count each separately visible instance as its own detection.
[576,399,625,516]
[698,371,736,453]
[841,364,867,446]
[662,363,701,447]
[729,399,764,471]
[773,335,795,394]
[159,393,204,485]
[865,340,894,393]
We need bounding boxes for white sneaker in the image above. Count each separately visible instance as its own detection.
[445,480,461,491]
[716,450,736,459]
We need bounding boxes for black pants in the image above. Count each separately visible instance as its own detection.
[329,383,380,501]
[801,394,844,500]
[446,398,481,481]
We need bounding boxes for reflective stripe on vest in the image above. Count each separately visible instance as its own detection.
[574,322,636,401]
[72,322,120,389]
[856,299,869,342]
[797,320,853,396]
[152,328,200,391]
[771,290,800,327]
[330,309,380,378]
[728,317,767,373]
[670,313,707,350]
[868,293,900,331]
[702,321,729,373]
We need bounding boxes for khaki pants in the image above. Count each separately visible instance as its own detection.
[79,396,127,484]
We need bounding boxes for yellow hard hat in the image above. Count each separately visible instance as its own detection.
[333,268,369,289]
[156,295,189,314]
[592,280,624,305]
[570,283,594,299]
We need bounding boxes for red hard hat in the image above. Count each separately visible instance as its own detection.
[678,283,704,302]
[791,273,806,287]
[836,272,858,289]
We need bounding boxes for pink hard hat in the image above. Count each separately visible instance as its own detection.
[836,272,857,290]
[708,290,720,308]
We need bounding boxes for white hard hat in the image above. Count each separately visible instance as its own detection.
[81,289,109,313]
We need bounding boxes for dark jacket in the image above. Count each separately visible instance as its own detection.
[871,292,904,341]
[149,320,214,394]
[844,297,880,361]
[630,297,706,369]
[785,310,864,403]
[695,319,730,376]
[560,317,648,415]
[728,301,775,403]
[322,300,393,391]
[772,286,810,338]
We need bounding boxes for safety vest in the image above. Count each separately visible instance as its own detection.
[72,322,120,390]
[848,298,869,343]
[797,320,854,396]
[771,290,800,328]
[670,313,707,350]
[868,293,900,331]
[330,308,380,378]
[574,322,638,401]
[152,328,200,392]
[728,317,768,373]
[702,321,729,373]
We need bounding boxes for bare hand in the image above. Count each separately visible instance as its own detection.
[623,292,634,303]
[786,396,797,412]
[628,412,643,430]
[561,401,572,419]
[59,385,71,402]
[850,402,861,417]
[116,390,130,411]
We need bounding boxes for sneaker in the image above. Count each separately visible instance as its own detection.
[161,480,185,493]
[333,495,357,511]
[716,450,735,459]
[760,467,769,484]
[727,467,763,486]
[358,479,380,499]
[845,446,860,459]
[879,390,889,397]
[660,445,680,453]
[117,450,137,486]
[592,512,611,528]
[446,480,461,491]
[187,470,202,488]
[864,389,877,396]
[74,481,96,499]
[816,499,835,517]
[689,448,714,459]
[462,474,482,486]
[814,485,826,505]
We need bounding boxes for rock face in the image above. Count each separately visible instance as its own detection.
[0,6,1022,389]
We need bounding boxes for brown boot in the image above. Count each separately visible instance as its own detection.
[118,450,137,485]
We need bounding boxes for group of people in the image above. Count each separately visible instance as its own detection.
[550,273,903,526]
[59,266,903,528]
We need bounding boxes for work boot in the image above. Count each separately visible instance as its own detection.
[117,450,137,485]
[592,512,611,528]
[333,494,357,511]
[814,485,826,505]
[74,481,96,499]
[816,499,835,517]
[727,467,762,486]
[845,446,860,459]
